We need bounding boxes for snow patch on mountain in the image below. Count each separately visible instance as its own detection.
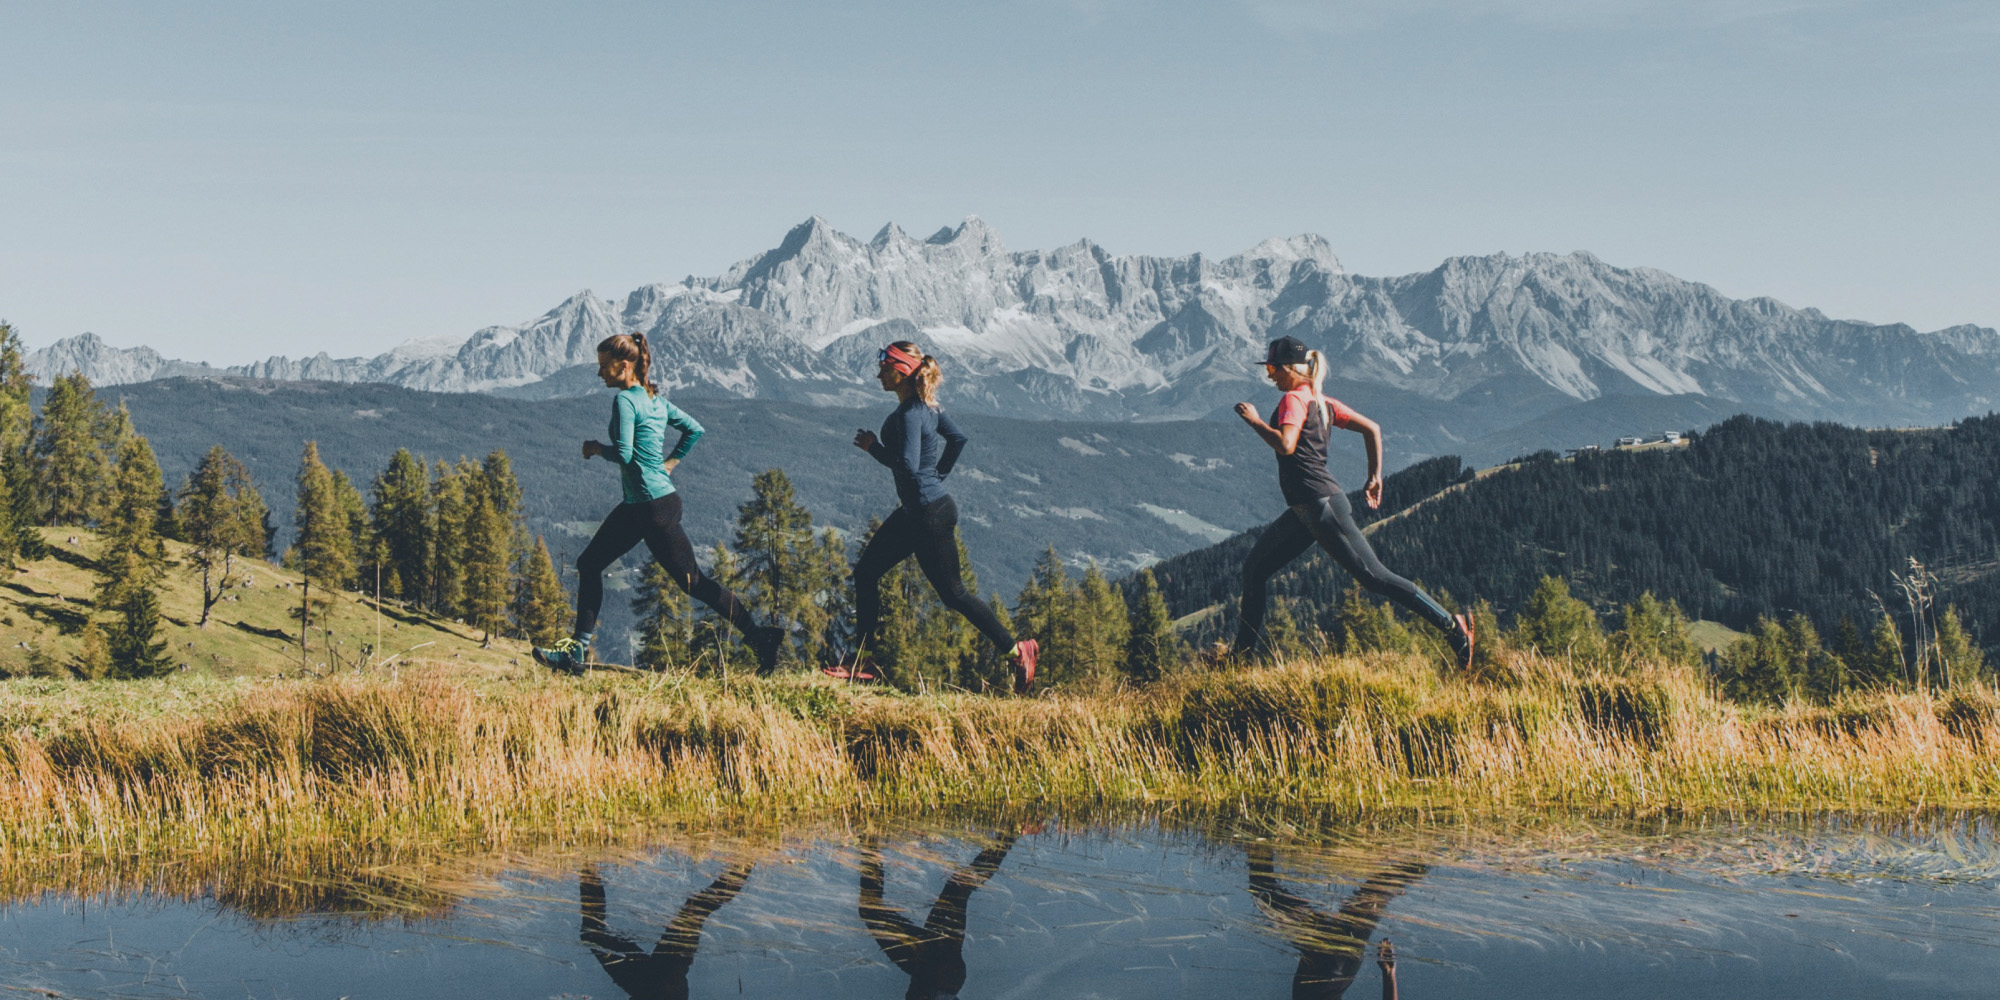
[23,217,2000,435]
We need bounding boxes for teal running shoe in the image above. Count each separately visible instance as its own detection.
[533,636,588,675]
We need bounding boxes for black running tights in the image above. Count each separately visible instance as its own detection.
[853,495,1016,653]
[574,493,754,638]
[1234,492,1455,652]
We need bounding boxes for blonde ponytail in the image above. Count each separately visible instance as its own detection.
[1289,350,1329,427]
[891,340,943,406]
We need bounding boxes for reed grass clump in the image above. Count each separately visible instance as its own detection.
[6,649,2000,873]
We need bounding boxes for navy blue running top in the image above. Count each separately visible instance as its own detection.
[869,397,968,509]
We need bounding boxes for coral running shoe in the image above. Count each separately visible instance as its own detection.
[820,660,880,683]
[1450,613,1476,672]
[1011,639,1039,695]
[533,637,587,676]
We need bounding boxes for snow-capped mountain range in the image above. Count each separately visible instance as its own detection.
[28,216,2000,441]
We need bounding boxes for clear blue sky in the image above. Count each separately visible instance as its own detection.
[3,0,1994,365]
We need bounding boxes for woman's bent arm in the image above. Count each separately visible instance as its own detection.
[1348,412,1385,508]
[1234,402,1303,455]
[605,394,639,465]
[935,410,969,476]
[661,398,705,462]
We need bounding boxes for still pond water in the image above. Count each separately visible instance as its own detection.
[5,820,1999,998]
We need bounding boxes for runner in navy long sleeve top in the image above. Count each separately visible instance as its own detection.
[868,397,968,509]
[840,340,1040,693]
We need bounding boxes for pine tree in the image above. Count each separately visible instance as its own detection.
[0,456,17,571]
[1832,617,1867,674]
[294,442,355,663]
[0,466,14,556]
[1786,613,1847,703]
[1465,598,1512,684]
[481,450,529,572]
[0,323,29,568]
[631,559,691,671]
[1934,605,1984,687]
[330,469,368,590]
[428,459,474,616]
[805,526,852,668]
[72,621,111,679]
[972,592,1019,692]
[177,446,267,628]
[1610,593,1701,669]
[1264,595,1309,660]
[108,586,172,679]
[1014,547,1080,684]
[702,542,745,674]
[96,435,170,613]
[1716,616,1791,704]
[368,448,431,604]
[1336,584,1412,656]
[732,469,838,669]
[1864,613,1907,687]
[514,535,570,646]
[1507,576,1606,666]
[1123,569,1176,683]
[1069,563,1130,684]
[1715,614,1846,704]
[28,371,115,526]
[460,484,511,645]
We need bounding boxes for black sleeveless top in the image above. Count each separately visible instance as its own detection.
[1271,386,1353,506]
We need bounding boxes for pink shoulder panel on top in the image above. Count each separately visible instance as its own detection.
[1327,397,1359,429]
[1274,388,1310,428]
[1276,388,1359,429]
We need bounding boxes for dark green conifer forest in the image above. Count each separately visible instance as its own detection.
[1144,415,2000,698]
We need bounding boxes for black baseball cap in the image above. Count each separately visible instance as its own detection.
[1261,336,1311,366]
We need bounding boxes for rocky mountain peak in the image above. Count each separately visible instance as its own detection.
[23,215,2000,438]
[870,222,911,248]
[1242,234,1342,273]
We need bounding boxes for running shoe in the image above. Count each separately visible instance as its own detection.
[1450,613,1476,672]
[1011,639,1039,695]
[820,660,880,683]
[749,625,785,675]
[533,636,588,676]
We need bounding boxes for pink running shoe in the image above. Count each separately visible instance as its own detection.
[1011,639,1039,695]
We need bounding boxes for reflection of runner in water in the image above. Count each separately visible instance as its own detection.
[858,833,1018,1000]
[1247,844,1426,1000]
[579,860,753,1000]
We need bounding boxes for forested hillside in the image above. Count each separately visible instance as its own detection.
[50,375,1302,654]
[1147,415,2000,652]
[96,376,1283,588]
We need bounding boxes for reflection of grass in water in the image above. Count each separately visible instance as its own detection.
[8,810,2000,977]
[10,649,2000,903]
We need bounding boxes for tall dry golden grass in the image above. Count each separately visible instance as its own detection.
[6,649,2000,882]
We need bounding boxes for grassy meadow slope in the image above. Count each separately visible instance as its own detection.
[8,645,2000,875]
[0,528,523,678]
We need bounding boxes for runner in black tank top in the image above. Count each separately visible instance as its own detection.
[1232,336,1475,668]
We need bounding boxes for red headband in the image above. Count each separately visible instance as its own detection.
[882,344,924,376]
